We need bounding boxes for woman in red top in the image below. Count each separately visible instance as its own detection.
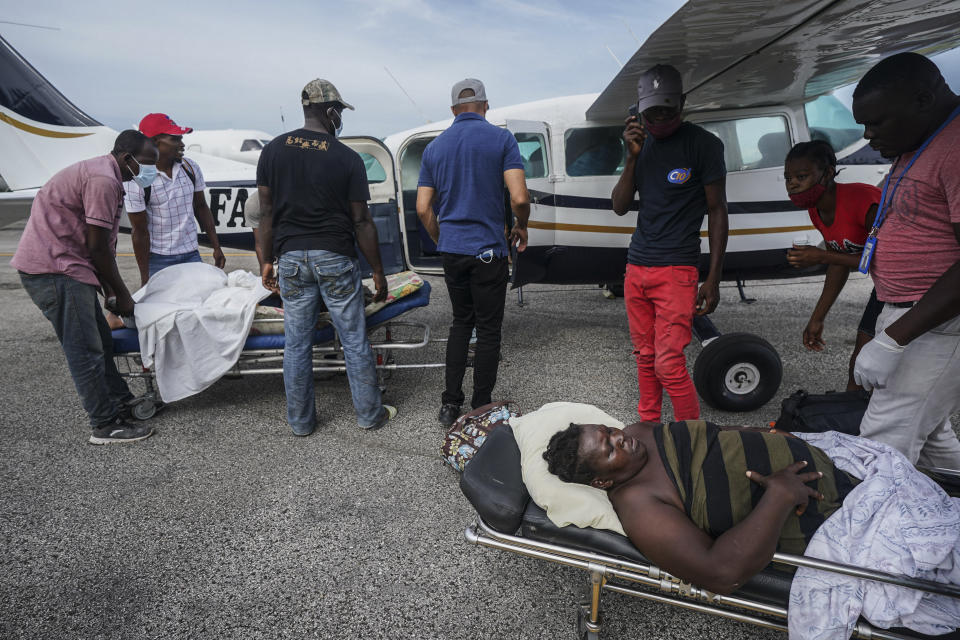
[784,140,881,390]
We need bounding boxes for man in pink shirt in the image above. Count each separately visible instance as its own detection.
[851,53,960,470]
[12,130,159,444]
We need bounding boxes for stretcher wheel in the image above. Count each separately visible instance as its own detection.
[131,398,157,420]
[693,332,782,412]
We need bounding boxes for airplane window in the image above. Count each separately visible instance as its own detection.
[240,139,263,152]
[513,132,547,179]
[398,138,433,192]
[805,95,864,152]
[359,152,387,184]
[698,116,790,171]
[564,126,625,176]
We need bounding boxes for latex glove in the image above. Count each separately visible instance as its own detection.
[853,329,905,391]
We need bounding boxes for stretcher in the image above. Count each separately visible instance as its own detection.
[461,425,960,640]
[110,280,442,418]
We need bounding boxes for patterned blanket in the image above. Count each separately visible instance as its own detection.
[789,431,960,639]
[249,271,424,335]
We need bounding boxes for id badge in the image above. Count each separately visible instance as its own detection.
[858,235,877,274]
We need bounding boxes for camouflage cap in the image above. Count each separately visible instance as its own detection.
[301,78,355,110]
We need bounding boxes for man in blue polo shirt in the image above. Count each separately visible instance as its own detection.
[416,78,531,426]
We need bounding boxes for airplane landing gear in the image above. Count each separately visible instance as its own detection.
[692,317,782,412]
[736,275,757,304]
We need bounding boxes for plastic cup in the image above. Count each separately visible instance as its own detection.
[792,235,810,248]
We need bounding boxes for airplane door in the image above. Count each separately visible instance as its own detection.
[340,136,406,276]
[505,119,554,287]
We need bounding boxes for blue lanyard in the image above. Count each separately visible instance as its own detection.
[870,103,960,234]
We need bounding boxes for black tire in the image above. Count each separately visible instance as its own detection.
[131,398,157,420]
[602,282,624,298]
[693,333,782,412]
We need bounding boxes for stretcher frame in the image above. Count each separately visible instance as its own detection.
[464,466,960,640]
[112,299,444,416]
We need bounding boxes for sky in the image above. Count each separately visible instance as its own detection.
[3,0,960,139]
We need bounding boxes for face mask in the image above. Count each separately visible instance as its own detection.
[788,171,828,208]
[644,113,683,139]
[128,156,157,189]
[327,107,343,137]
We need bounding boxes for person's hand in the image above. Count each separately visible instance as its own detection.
[746,460,823,516]
[623,116,646,158]
[509,226,528,252]
[853,329,905,391]
[113,291,135,318]
[803,317,826,351]
[695,278,719,316]
[213,246,226,270]
[372,270,387,303]
[786,246,824,269]
[261,262,279,294]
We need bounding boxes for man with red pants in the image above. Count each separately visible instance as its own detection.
[611,65,729,422]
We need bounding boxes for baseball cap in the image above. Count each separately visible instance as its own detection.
[451,78,487,107]
[138,113,193,138]
[301,78,355,110]
[636,64,683,114]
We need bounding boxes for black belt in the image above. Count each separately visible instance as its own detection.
[888,300,916,308]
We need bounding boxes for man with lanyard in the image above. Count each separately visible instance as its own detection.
[416,78,531,427]
[12,131,158,444]
[611,64,729,423]
[256,79,395,436]
[852,52,960,470]
[124,113,225,287]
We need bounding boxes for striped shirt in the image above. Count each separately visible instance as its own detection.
[123,157,206,255]
[654,420,860,555]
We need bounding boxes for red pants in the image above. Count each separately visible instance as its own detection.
[624,264,700,422]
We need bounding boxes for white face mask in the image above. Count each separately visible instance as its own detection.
[128,156,158,189]
[327,107,343,137]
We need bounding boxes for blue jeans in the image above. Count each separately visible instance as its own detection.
[277,250,383,434]
[19,272,134,428]
[148,250,202,278]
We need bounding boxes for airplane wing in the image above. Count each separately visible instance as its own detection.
[586,0,960,120]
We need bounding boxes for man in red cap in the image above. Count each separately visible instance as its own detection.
[123,113,225,287]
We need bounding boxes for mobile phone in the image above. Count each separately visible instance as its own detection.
[628,103,638,118]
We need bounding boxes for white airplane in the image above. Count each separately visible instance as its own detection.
[181,129,274,165]
[2,0,959,412]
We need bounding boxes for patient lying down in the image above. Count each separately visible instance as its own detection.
[543,420,858,595]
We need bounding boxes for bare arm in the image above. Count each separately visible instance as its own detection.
[696,179,729,315]
[802,263,851,351]
[618,461,821,594]
[885,223,960,345]
[192,191,225,269]
[256,185,277,292]
[611,116,644,216]
[416,186,440,245]
[86,225,134,316]
[351,201,386,303]
[504,168,531,251]
[127,210,151,287]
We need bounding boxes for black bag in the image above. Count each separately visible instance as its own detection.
[773,389,869,436]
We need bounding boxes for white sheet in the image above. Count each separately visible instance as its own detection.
[132,263,270,402]
[789,431,960,640]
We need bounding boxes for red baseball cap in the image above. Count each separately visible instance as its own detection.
[138,113,193,138]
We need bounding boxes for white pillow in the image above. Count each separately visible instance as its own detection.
[510,402,626,535]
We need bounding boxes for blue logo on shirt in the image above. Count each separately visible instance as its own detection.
[667,168,692,184]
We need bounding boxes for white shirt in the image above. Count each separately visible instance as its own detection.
[124,157,206,255]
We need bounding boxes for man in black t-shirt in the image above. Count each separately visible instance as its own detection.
[611,64,729,423]
[256,78,396,436]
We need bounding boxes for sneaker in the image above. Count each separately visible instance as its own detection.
[362,404,397,431]
[438,403,461,428]
[89,417,155,445]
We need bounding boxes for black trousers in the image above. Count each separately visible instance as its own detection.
[441,253,509,408]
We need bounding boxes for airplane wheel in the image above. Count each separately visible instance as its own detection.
[693,333,782,412]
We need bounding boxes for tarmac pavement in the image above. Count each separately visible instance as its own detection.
[1,219,957,640]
